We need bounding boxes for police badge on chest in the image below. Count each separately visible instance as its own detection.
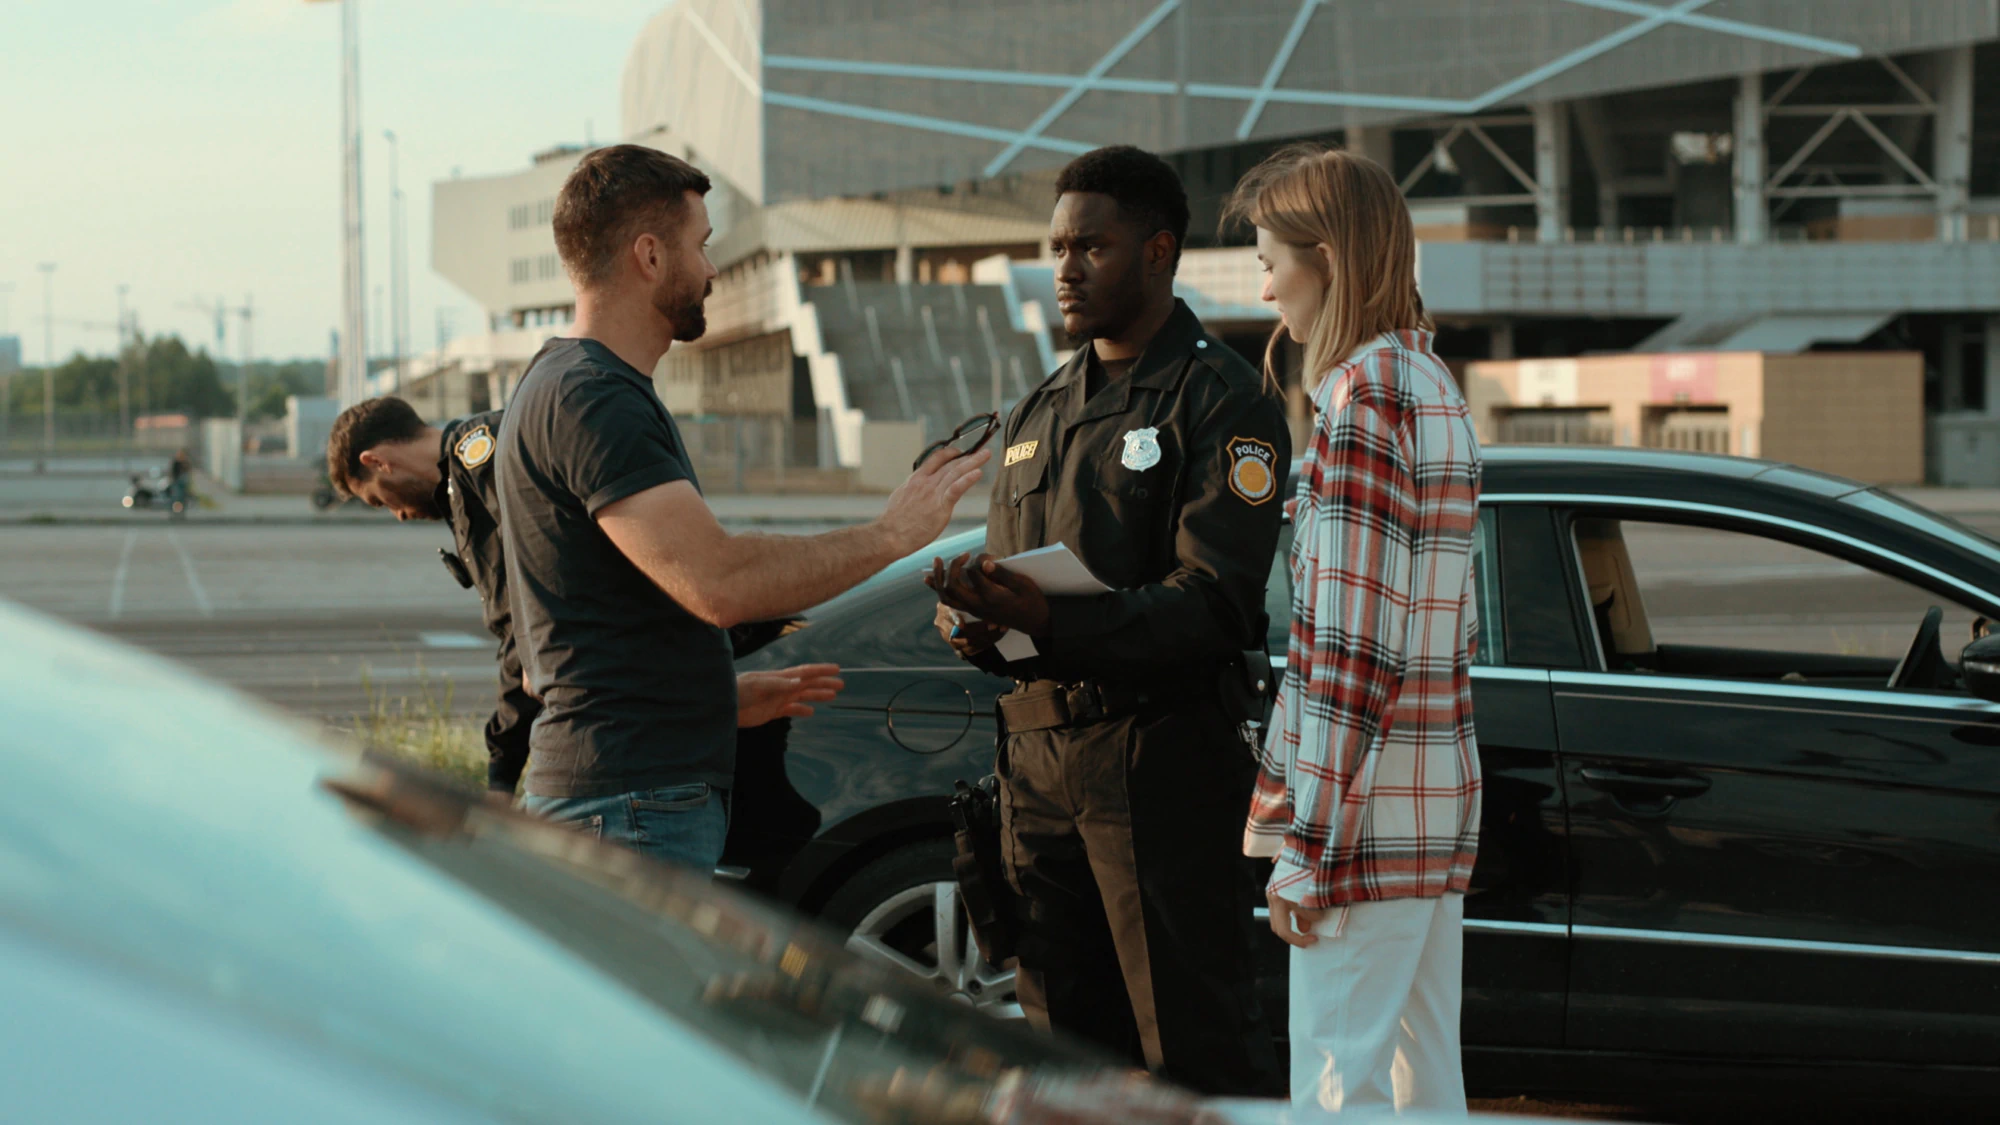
[1120,427,1161,471]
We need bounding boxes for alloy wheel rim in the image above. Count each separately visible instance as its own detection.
[845,879,1021,1019]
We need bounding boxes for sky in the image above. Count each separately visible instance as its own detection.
[4,0,670,365]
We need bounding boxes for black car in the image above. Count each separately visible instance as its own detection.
[724,445,2000,1105]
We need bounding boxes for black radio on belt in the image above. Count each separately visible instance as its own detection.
[438,548,474,590]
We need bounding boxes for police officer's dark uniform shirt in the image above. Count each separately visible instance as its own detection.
[971,298,1288,1098]
[495,339,736,799]
[987,299,1288,682]
[434,412,538,794]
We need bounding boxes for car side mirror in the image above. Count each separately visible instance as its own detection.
[1960,634,2000,703]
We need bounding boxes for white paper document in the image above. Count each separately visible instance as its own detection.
[991,543,1112,597]
[952,543,1109,662]
[994,631,1042,662]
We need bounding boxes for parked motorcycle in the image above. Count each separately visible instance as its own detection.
[124,472,188,518]
[309,484,357,511]
[309,459,363,512]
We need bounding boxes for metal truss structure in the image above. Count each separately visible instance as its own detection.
[748,0,1862,176]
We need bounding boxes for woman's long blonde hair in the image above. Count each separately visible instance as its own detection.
[1223,143,1430,391]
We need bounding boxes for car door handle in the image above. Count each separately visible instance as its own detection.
[1578,767,1712,798]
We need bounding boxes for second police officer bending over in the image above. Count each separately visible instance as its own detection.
[324,396,537,796]
[929,146,1289,1098]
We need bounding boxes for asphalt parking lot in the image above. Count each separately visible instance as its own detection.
[2,521,490,720]
[9,489,2000,727]
[0,466,988,724]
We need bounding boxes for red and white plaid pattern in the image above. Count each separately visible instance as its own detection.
[1245,329,1482,909]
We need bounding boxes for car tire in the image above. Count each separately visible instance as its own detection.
[821,839,1021,1020]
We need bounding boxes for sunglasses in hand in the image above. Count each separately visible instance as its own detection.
[912,412,1000,472]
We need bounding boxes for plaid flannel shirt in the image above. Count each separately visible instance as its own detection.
[1245,329,1483,910]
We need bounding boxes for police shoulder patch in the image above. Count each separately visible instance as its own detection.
[454,425,495,470]
[1227,436,1279,505]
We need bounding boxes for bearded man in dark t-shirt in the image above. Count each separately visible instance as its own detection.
[496,145,988,871]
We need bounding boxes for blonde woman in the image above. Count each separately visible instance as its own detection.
[1228,145,1483,1114]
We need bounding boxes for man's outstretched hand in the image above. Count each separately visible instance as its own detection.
[737,664,844,728]
[925,551,1050,638]
[878,446,990,556]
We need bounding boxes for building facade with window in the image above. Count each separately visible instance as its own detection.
[432,145,586,336]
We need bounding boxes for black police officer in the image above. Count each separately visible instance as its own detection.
[326,397,536,795]
[929,146,1286,1096]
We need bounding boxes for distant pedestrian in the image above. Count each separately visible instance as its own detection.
[167,447,193,506]
[495,144,986,872]
[1231,144,1484,1115]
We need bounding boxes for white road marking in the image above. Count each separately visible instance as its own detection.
[107,531,137,619]
[419,631,487,649]
[166,529,214,617]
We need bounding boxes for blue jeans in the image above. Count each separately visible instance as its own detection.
[521,782,727,873]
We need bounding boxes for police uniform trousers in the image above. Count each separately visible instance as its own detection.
[997,693,1279,1097]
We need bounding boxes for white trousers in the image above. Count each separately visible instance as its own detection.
[1287,892,1466,1116]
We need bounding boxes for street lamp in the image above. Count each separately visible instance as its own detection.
[116,283,131,460]
[384,128,406,396]
[0,281,13,454]
[308,0,366,408]
[37,263,54,465]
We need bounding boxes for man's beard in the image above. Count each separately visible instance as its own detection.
[657,278,714,343]
[386,474,445,520]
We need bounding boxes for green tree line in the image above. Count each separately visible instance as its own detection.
[4,335,327,422]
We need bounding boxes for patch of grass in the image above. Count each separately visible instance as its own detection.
[334,663,488,792]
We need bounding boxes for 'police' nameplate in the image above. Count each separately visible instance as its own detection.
[1005,440,1039,467]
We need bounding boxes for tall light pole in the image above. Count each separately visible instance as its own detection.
[384,128,406,395]
[236,295,254,428]
[116,284,131,458]
[0,282,13,453]
[38,263,55,463]
[310,0,366,408]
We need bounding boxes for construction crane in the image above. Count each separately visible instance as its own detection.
[232,296,254,425]
[178,297,230,357]
[4,314,121,459]
[49,316,129,450]
[178,295,255,423]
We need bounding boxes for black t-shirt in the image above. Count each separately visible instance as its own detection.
[495,338,736,798]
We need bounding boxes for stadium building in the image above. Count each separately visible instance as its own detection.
[428,1,2000,485]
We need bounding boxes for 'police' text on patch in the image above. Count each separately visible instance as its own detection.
[1004,440,1039,467]
[1227,436,1278,505]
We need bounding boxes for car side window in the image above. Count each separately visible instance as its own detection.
[1472,508,1502,665]
[1574,516,1985,687]
[1263,510,1505,665]
[1265,524,1292,655]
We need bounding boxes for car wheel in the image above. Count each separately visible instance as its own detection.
[821,840,1021,1020]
